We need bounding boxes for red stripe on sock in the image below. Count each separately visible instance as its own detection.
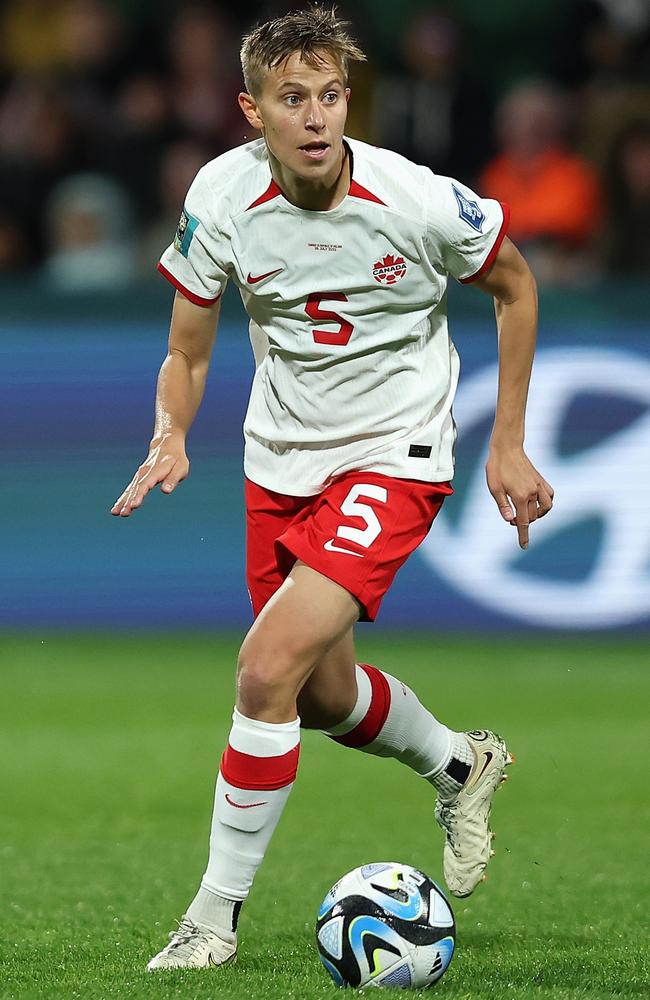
[221,743,300,790]
[331,664,392,749]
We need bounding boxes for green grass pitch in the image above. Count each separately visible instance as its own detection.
[1,634,648,999]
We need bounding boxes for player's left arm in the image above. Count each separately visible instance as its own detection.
[473,236,554,549]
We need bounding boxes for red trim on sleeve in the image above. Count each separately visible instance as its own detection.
[247,179,283,211]
[348,180,386,206]
[459,201,510,284]
[220,743,300,790]
[156,261,222,307]
[330,664,391,748]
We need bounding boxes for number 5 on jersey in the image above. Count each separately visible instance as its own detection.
[306,292,354,346]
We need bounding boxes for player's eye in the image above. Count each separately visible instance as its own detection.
[323,92,338,103]
[284,95,301,106]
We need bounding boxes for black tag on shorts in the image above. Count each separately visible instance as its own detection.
[408,444,432,458]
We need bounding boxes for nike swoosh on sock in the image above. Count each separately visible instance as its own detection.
[225,793,268,809]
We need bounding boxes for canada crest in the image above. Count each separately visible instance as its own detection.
[372,251,407,285]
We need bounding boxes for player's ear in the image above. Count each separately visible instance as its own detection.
[238,92,264,132]
[345,88,351,103]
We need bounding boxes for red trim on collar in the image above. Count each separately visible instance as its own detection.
[246,174,386,211]
[348,179,386,206]
[246,179,283,211]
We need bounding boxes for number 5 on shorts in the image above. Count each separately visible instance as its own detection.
[337,484,388,548]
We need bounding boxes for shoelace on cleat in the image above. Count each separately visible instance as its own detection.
[166,918,209,955]
[160,916,235,967]
[436,803,461,855]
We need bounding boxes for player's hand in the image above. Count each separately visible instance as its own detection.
[485,445,554,549]
[111,433,189,517]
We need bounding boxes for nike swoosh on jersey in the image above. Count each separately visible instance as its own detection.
[246,268,283,284]
[323,539,364,558]
[225,792,268,809]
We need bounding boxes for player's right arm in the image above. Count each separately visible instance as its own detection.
[111,291,221,517]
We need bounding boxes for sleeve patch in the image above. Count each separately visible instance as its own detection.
[174,208,199,258]
[452,184,485,233]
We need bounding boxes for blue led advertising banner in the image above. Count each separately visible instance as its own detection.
[2,285,648,632]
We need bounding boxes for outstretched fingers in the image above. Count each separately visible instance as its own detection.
[111,455,181,517]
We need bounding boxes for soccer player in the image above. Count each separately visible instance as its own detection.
[111,5,553,971]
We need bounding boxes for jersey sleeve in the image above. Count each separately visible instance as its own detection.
[157,168,230,307]
[423,172,510,284]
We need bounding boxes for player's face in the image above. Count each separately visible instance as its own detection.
[239,51,350,184]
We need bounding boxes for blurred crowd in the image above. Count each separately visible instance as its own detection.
[0,0,648,290]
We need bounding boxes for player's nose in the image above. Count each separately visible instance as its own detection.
[304,99,325,129]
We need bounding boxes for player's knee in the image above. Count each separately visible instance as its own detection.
[236,657,284,705]
[236,640,310,710]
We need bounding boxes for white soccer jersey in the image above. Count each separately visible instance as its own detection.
[158,137,508,496]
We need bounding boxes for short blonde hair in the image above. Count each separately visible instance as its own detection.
[240,4,367,97]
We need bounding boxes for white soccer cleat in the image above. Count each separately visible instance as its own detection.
[435,729,513,898]
[146,916,237,971]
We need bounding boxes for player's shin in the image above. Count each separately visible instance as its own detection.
[324,664,472,799]
[186,709,300,933]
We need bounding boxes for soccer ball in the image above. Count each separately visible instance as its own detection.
[316,862,455,990]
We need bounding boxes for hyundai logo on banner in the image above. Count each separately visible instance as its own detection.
[420,349,650,629]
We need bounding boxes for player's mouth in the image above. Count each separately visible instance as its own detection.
[299,141,330,161]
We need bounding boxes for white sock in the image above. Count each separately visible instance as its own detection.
[187,709,300,934]
[326,664,473,799]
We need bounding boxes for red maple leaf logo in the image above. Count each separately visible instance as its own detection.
[372,252,407,284]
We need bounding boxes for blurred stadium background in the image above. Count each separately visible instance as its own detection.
[1,0,648,633]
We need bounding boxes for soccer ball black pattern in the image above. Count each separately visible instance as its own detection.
[316,862,455,989]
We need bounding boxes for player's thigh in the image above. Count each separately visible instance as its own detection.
[297,628,357,729]
[238,561,360,694]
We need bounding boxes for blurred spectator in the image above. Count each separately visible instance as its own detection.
[601,120,650,276]
[356,0,573,97]
[139,138,213,271]
[480,80,602,284]
[168,4,245,150]
[0,212,29,271]
[0,80,82,269]
[42,174,135,291]
[554,0,650,89]
[372,10,491,180]
[57,0,132,124]
[560,1,650,185]
[59,0,125,77]
[0,0,68,75]
[93,73,175,222]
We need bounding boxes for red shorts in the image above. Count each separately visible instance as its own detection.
[245,471,452,622]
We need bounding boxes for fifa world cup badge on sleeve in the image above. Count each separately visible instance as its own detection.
[452,184,485,232]
[174,207,200,258]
